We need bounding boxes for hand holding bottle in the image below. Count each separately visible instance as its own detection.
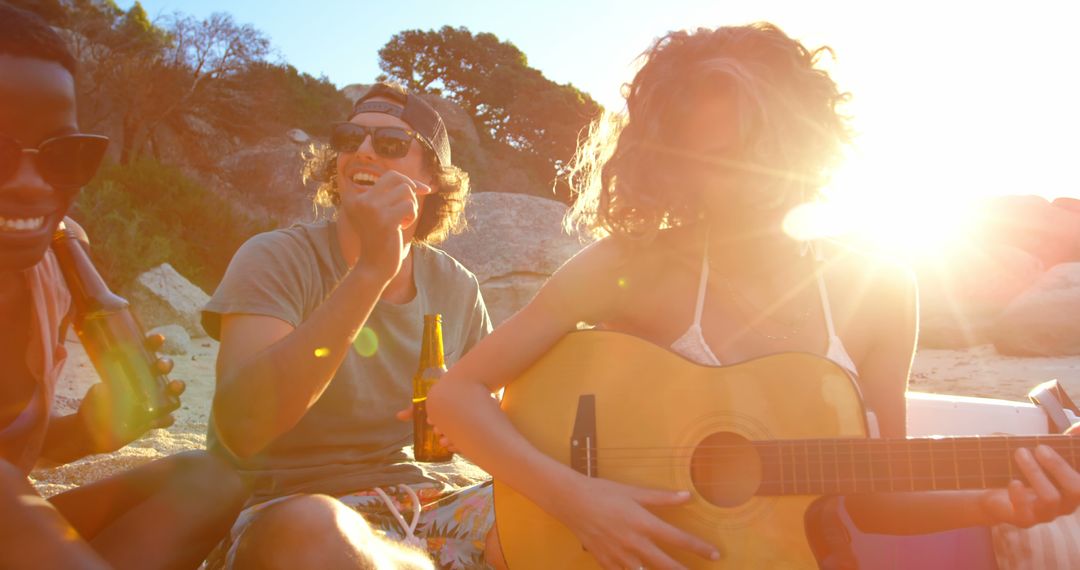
[411,314,454,462]
[53,219,182,452]
[396,406,458,453]
[78,377,185,454]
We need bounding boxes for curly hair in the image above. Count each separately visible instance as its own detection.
[302,82,469,245]
[303,145,469,245]
[566,23,851,240]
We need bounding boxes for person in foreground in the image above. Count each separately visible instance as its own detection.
[204,81,496,568]
[0,4,247,569]
[427,22,1080,569]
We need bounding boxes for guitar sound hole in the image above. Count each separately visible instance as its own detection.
[690,432,762,508]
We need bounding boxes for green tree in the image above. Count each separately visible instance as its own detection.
[378,26,601,200]
[65,4,271,163]
[220,61,350,140]
[378,25,527,121]
[74,159,276,290]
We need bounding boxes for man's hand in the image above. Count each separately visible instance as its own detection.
[339,170,432,280]
[395,405,458,453]
[77,332,186,455]
[77,379,185,454]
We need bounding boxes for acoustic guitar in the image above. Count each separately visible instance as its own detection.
[493,331,1078,568]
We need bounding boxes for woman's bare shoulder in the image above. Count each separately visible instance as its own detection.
[561,227,698,274]
[538,228,698,324]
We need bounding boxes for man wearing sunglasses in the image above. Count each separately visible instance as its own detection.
[0,4,247,569]
[202,82,497,568]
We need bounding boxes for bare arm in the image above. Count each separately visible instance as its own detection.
[215,170,429,458]
[428,240,719,569]
[37,413,94,466]
[212,265,391,458]
[428,241,618,503]
[0,460,109,569]
[840,262,991,533]
[40,259,183,466]
[844,265,1080,533]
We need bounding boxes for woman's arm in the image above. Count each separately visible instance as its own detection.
[844,263,1080,533]
[428,240,719,569]
[840,261,998,534]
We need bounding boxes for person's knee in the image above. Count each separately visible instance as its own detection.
[233,495,433,570]
[0,460,42,512]
[0,461,101,566]
[233,494,368,568]
[251,494,363,539]
[0,460,29,492]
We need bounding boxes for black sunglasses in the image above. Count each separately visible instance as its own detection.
[0,133,110,189]
[329,122,429,160]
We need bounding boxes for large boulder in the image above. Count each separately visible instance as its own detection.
[127,263,211,338]
[440,192,590,325]
[216,135,312,224]
[147,324,193,356]
[992,263,1080,356]
[979,195,1080,268]
[916,244,1044,348]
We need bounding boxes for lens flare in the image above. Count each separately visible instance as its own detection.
[353,327,379,357]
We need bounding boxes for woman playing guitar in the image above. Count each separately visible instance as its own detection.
[427,23,1080,569]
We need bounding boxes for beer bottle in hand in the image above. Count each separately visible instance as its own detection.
[413,314,453,462]
[51,220,179,432]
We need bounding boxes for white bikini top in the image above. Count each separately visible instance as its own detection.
[670,240,859,377]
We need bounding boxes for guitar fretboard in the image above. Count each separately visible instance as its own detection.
[752,435,1078,495]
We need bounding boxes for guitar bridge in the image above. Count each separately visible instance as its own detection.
[570,395,597,478]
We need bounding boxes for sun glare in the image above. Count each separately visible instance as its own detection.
[784,152,986,260]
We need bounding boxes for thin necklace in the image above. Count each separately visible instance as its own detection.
[703,227,816,341]
[721,278,815,341]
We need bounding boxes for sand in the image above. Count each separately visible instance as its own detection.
[910,345,1080,401]
[29,337,1080,497]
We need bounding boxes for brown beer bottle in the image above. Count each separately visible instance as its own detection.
[51,219,180,433]
[413,314,453,462]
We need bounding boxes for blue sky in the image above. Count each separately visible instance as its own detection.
[124,0,1080,200]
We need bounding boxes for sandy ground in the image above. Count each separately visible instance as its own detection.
[909,344,1080,401]
[29,337,1080,496]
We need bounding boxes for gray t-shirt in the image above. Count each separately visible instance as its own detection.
[202,219,491,502]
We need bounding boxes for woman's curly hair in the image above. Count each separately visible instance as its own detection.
[566,22,852,240]
[302,84,470,245]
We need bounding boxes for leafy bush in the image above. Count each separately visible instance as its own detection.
[73,159,277,292]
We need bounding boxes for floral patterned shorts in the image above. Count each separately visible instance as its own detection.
[207,481,495,570]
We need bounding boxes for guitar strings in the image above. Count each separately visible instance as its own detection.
[563,437,1075,452]
[566,452,1064,465]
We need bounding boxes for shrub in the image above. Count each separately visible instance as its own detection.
[73,159,277,292]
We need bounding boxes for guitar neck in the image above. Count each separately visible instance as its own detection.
[755,435,1079,495]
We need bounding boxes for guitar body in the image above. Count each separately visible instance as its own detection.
[494,331,869,569]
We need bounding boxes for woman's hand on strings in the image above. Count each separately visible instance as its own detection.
[981,424,1080,527]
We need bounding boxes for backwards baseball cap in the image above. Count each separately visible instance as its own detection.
[350,83,452,168]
